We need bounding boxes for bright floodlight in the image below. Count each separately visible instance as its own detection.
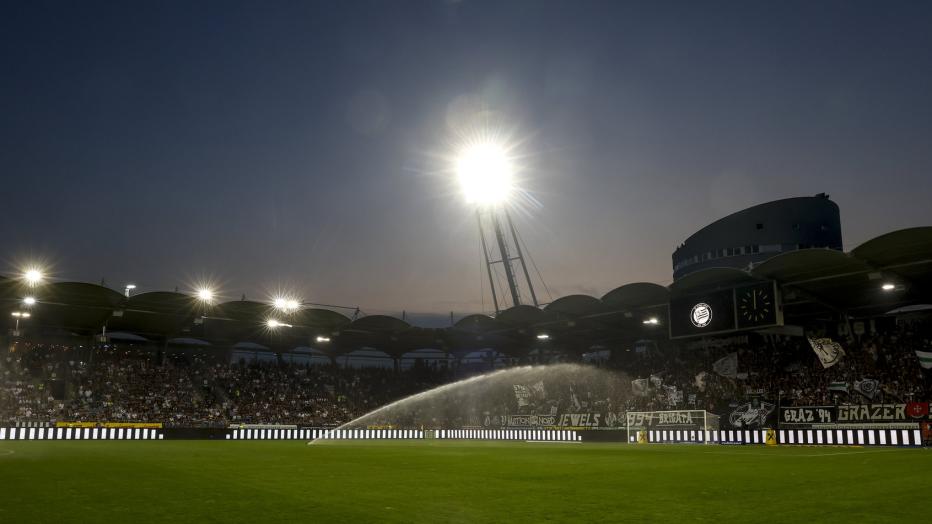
[23,296,37,306]
[643,317,659,325]
[196,288,214,303]
[267,319,282,328]
[536,333,550,340]
[881,283,896,291]
[23,268,44,286]
[456,142,514,205]
[315,335,331,343]
[273,296,300,312]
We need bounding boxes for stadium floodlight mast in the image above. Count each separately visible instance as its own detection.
[455,139,539,314]
[22,296,37,307]
[124,284,136,297]
[266,319,293,329]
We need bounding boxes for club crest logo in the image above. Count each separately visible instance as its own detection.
[690,303,712,328]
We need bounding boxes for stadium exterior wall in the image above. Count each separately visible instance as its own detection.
[672,194,843,279]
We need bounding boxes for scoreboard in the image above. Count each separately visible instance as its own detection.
[669,281,782,339]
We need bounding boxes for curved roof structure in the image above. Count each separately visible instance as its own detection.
[496,305,558,327]
[752,248,867,282]
[110,291,197,336]
[215,300,270,322]
[544,294,605,317]
[601,282,669,309]
[30,282,124,334]
[454,314,504,333]
[669,267,761,296]
[851,226,932,267]
[295,308,351,330]
[346,315,410,333]
[3,226,930,354]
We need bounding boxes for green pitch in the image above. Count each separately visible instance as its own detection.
[0,440,927,523]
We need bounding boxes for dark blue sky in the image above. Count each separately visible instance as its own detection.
[2,1,931,318]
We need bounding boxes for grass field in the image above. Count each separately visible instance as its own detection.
[1,440,928,523]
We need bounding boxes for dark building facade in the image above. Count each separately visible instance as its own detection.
[672,194,843,280]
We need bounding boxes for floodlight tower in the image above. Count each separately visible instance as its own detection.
[456,141,539,314]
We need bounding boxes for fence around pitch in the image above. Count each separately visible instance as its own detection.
[639,427,924,447]
[0,427,582,442]
[226,428,581,441]
[0,426,162,440]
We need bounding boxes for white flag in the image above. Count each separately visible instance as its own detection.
[713,353,738,378]
[808,337,845,368]
[513,384,530,407]
[916,350,932,370]
[649,374,663,388]
[631,379,649,396]
[530,381,546,399]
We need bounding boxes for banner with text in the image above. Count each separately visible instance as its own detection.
[780,403,930,428]
[625,410,709,431]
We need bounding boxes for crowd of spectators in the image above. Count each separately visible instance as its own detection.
[1,318,930,428]
[617,317,932,412]
[0,343,451,427]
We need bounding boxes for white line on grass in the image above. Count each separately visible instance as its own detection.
[0,449,15,457]
[796,449,904,457]
[699,448,903,457]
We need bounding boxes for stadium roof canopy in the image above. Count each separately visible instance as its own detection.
[2,227,930,357]
[751,227,932,317]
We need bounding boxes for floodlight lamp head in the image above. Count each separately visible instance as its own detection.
[272,295,301,313]
[455,142,514,206]
[23,268,44,286]
[196,288,214,303]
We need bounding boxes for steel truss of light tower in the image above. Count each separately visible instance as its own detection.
[476,207,538,314]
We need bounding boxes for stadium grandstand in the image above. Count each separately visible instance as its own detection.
[3,226,931,437]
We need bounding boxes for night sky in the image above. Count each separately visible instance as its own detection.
[2,1,931,321]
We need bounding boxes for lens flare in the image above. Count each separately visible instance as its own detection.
[23,268,44,286]
[455,141,514,206]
